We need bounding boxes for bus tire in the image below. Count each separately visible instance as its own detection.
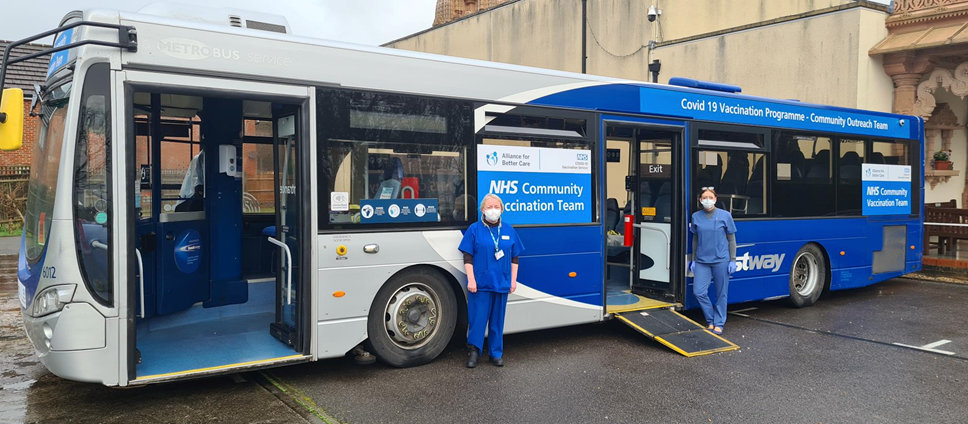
[365,269,457,367]
[788,244,826,308]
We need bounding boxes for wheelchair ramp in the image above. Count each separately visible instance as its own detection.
[615,309,739,357]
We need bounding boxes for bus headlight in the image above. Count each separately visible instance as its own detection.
[32,285,76,317]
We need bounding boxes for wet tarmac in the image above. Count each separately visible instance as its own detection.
[1,272,966,423]
[271,278,968,424]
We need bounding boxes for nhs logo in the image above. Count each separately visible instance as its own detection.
[577,153,589,161]
[736,251,786,273]
[489,180,519,194]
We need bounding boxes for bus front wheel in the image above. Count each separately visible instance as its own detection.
[788,244,827,308]
[365,269,457,367]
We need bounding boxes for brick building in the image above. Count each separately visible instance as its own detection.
[433,0,509,26]
[0,41,51,170]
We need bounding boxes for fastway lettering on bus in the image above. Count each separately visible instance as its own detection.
[736,252,785,273]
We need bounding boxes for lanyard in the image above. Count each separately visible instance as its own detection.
[486,222,501,252]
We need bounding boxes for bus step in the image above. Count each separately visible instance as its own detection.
[615,309,739,357]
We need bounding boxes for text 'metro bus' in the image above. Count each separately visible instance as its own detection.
[0,4,923,386]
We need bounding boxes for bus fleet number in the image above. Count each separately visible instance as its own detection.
[42,266,56,279]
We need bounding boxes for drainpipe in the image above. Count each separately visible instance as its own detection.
[582,0,587,74]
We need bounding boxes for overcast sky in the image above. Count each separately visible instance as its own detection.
[1,0,439,46]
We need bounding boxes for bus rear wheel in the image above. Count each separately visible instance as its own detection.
[788,244,827,308]
[365,269,457,367]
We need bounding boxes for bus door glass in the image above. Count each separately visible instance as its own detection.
[633,129,680,300]
[269,108,303,350]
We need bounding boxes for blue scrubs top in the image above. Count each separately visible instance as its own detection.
[458,220,525,293]
[690,208,737,264]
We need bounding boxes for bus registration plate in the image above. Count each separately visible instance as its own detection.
[18,280,26,309]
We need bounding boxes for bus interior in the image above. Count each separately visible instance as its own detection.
[603,123,681,312]
[131,91,305,379]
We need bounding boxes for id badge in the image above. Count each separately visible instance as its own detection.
[495,250,505,260]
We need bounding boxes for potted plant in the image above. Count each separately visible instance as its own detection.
[934,150,952,170]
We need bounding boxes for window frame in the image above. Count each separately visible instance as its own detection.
[316,87,475,232]
[690,123,771,218]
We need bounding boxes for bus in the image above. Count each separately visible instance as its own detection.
[0,5,923,386]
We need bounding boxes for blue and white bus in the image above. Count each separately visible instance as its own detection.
[0,4,922,386]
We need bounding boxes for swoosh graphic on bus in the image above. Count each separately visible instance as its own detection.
[421,231,600,311]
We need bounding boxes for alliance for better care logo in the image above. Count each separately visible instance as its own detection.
[486,152,499,166]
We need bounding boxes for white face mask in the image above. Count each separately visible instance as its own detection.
[483,209,502,222]
[700,199,716,210]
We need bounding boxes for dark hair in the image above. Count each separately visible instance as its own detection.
[698,188,717,199]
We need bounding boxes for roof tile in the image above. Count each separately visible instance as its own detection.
[0,41,52,91]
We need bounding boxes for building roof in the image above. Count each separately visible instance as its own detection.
[0,41,52,91]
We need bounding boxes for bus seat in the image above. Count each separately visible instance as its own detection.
[806,150,830,179]
[606,198,620,232]
[639,182,653,209]
[374,157,404,199]
[839,151,862,181]
[746,179,764,214]
[870,152,886,164]
[654,182,672,222]
[696,154,722,192]
[720,153,750,196]
[750,156,764,181]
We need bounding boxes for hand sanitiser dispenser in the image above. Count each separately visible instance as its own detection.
[219,144,238,177]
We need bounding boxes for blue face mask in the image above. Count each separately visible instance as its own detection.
[700,199,716,210]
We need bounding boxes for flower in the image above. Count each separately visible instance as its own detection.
[934,150,950,161]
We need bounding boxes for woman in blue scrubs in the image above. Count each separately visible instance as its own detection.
[458,193,524,368]
[688,188,737,335]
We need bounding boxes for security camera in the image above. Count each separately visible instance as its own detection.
[648,5,661,22]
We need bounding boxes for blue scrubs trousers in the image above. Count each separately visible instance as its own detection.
[693,261,729,327]
[467,291,509,359]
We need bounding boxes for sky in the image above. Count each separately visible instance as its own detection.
[1,0,439,46]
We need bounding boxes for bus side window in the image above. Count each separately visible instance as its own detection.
[773,132,835,217]
[73,63,113,306]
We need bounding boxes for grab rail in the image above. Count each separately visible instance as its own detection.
[134,249,145,318]
[633,223,670,270]
[0,20,137,122]
[267,237,293,305]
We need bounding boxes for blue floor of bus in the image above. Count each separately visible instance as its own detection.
[136,312,295,378]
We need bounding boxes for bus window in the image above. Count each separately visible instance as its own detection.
[872,140,910,165]
[317,89,472,228]
[693,125,768,217]
[773,132,835,217]
[242,118,274,214]
[696,150,766,216]
[73,63,112,305]
[837,138,865,215]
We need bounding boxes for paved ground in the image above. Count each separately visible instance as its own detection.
[1,272,966,423]
[0,237,19,257]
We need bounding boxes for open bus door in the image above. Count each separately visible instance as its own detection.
[268,107,305,351]
[604,118,738,357]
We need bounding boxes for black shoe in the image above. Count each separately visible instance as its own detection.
[489,356,504,367]
[466,347,479,368]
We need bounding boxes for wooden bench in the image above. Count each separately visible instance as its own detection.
[925,201,968,255]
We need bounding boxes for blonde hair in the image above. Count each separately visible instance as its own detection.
[480,193,504,211]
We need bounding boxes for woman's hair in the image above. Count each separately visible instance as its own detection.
[480,193,504,211]
[698,188,717,199]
